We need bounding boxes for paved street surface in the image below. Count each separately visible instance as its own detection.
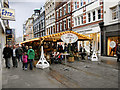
[2,57,119,88]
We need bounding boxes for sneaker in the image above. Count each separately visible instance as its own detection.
[24,68,27,70]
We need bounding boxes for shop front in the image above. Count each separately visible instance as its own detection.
[101,23,120,56]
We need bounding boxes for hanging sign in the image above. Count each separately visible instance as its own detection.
[110,41,116,48]
[61,33,78,44]
[0,8,15,21]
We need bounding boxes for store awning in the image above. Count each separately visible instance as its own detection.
[21,31,92,44]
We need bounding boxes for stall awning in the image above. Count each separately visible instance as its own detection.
[41,31,92,42]
[21,31,92,44]
[21,37,40,44]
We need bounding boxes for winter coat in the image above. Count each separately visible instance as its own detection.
[16,47,23,56]
[3,47,12,58]
[27,49,35,59]
[22,55,28,63]
[11,49,17,57]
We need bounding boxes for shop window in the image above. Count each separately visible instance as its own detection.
[107,37,120,56]
[88,13,91,22]
[68,3,71,13]
[93,11,95,21]
[98,9,101,19]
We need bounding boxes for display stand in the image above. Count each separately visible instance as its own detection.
[36,46,50,69]
[91,51,98,61]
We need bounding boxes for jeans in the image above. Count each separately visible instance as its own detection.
[28,59,33,70]
[5,58,10,68]
[12,57,18,67]
[22,63,28,69]
[18,55,22,62]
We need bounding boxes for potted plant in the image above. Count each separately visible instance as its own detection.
[68,51,74,62]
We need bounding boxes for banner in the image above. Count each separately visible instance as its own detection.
[0,8,15,21]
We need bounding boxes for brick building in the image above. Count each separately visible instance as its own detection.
[55,0,72,33]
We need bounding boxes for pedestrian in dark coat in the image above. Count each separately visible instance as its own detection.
[16,45,23,62]
[116,44,120,62]
[3,44,12,69]
[11,45,18,67]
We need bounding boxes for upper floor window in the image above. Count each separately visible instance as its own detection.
[81,15,83,24]
[98,9,101,19]
[78,17,80,25]
[88,13,91,22]
[111,6,119,20]
[57,24,59,32]
[93,11,95,21]
[56,11,59,19]
[75,2,77,9]
[64,6,66,15]
[60,22,62,31]
[68,19,71,28]
[64,21,66,30]
[88,0,91,3]
[68,3,71,13]
[60,9,62,17]
[81,0,83,6]
[75,18,77,26]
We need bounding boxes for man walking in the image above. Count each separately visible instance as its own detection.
[11,45,18,68]
[16,45,23,62]
[27,46,35,70]
[3,44,12,69]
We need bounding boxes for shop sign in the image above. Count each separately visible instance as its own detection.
[0,8,15,21]
[110,41,116,48]
[61,33,78,44]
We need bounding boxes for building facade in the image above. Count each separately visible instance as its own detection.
[72,0,103,54]
[45,0,56,35]
[101,0,120,56]
[55,0,72,33]
[24,16,34,40]
[33,9,46,38]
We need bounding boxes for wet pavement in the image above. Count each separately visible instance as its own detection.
[2,56,119,88]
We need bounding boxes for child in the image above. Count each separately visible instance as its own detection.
[22,52,28,70]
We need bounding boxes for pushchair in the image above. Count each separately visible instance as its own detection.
[53,54,62,64]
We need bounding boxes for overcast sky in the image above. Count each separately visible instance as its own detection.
[9,0,46,39]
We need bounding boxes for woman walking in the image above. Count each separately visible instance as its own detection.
[27,46,35,70]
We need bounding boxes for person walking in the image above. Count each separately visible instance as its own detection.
[3,44,12,69]
[27,46,35,70]
[116,44,120,62]
[16,45,23,62]
[11,45,18,68]
[22,52,28,70]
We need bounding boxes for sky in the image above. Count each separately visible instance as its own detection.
[9,0,46,39]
